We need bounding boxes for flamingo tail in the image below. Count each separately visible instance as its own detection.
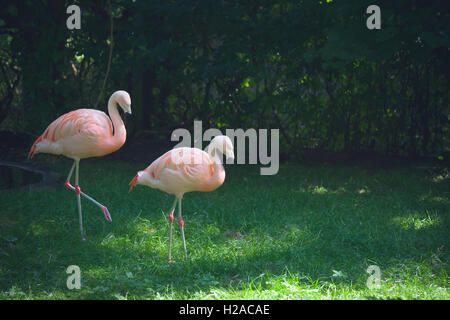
[28,135,43,159]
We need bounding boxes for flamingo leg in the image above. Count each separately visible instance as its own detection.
[66,161,76,182]
[74,160,86,241]
[65,161,112,222]
[178,198,187,258]
[168,197,177,262]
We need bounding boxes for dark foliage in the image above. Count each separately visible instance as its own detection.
[0,0,448,158]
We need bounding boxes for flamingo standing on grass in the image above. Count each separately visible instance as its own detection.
[28,90,132,240]
[129,135,234,262]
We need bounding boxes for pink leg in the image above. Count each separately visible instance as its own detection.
[178,198,187,258]
[65,161,111,222]
[168,197,177,262]
[74,160,85,241]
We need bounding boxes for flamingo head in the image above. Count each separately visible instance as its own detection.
[222,136,235,160]
[112,90,132,114]
[208,135,235,163]
[128,170,150,193]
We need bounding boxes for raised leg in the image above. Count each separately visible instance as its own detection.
[65,161,112,222]
[178,198,187,258]
[168,197,177,262]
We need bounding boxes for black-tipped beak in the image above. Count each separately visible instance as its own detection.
[124,111,132,122]
[124,104,132,115]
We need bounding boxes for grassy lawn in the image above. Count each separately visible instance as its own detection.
[0,157,448,299]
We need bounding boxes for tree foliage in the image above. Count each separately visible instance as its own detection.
[0,0,448,157]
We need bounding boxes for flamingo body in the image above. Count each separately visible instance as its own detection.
[28,90,132,239]
[130,147,225,196]
[28,109,123,160]
[129,135,234,261]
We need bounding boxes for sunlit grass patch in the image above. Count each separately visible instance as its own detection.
[392,210,441,230]
[420,194,450,205]
[311,186,328,194]
[429,168,450,183]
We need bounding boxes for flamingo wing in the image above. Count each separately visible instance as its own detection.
[143,147,215,194]
[28,109,113,159]
[147,148,212,178]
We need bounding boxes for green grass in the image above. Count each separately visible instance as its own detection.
[0,156,448,299]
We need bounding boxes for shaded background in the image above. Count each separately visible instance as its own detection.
[0,1,449,301]
[0,0,448,163]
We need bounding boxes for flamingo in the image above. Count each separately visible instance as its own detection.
[128,135,234,262]
[28,90,132,240]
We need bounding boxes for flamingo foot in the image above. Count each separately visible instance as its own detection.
[81,237,87,242]
[102,206,112,222]
[168,260,176,263]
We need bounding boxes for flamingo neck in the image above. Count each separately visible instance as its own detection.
[210,161,226,189]
[206,149,225,189]
[107,96,126,147]
[206,139,223,164]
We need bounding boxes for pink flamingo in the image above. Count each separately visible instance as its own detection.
[129,135,234,261]
[28,90,132,240]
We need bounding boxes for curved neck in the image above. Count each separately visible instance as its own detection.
[107,96,126,145]
[206,144,226,189]
[205,161,225,191]
[206,140,223,164]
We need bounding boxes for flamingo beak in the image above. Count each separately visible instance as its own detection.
[129,174,138,193]
[226,146,235,162]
